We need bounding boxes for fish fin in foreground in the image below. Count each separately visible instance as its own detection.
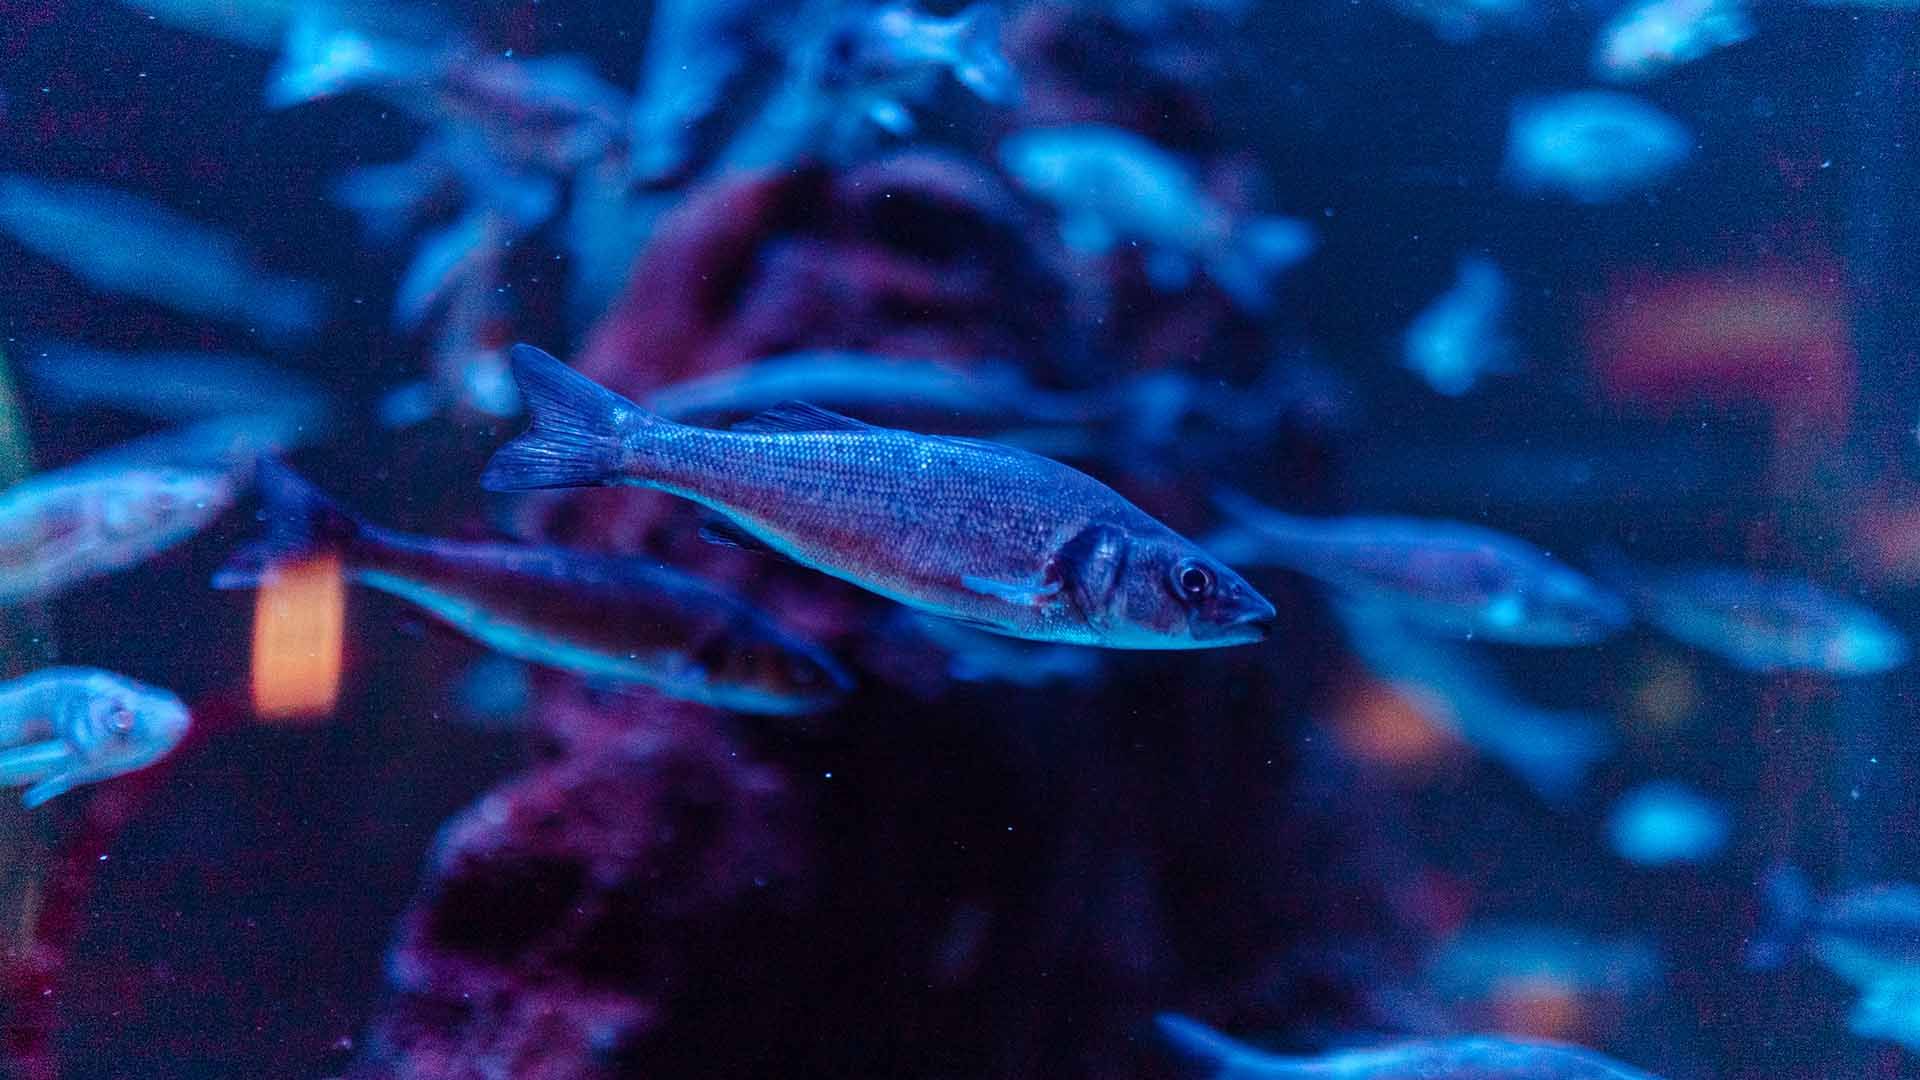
[211,459,363,589]
[482,344,646,491]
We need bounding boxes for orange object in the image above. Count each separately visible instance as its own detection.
[1335,677,1458,768]
[249,555,345,723]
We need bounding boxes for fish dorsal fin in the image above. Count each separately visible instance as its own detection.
[731,401,875,434]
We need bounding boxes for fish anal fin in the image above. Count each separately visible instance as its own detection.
[730,401,875,434]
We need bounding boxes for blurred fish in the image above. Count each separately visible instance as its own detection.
[484,346,1276,649]
[332,141,455,243]
[1213,493,1627,646]
[22,340,330,426]
[643,352,1104,427]
[1592,0,1753,84]
[1334,600,1613,800]
[1156,1012,1662,1079]
[1389,0,1537,45]
[263,14,442,108]
[0,465,234,607]
[1606,780,1730,866]
[115,0,446,50]
[832,3,1020,109]
[214,463,850,716]
[89,414,324,479]
[1503,92,1690,204]
[628,0,789,185]
[0,175,325,344]
[1751,866,1920,1050]
[999,125,1315,312]
[0,668,190,808]
[1403,255,1515,398]
[1590,549,1907,675]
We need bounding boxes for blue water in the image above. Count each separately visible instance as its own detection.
[2,2,1918,1077]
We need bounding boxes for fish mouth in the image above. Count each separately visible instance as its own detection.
[1197,603,1278,644]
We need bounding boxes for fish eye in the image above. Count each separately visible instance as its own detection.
[1174,560,1215,601]
[105,705,137,737]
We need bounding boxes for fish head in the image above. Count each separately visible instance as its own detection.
[697,629,854,715]
[29,675,192,806]
[72,675,190,773]
[1826,618,1909,675]
[1060,524,1276,649]
[96,469,234,542]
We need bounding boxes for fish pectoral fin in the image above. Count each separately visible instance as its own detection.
[0,741,74,786]
[960,574,1062,606]
[21,769,86,810]
[730,401,876,434]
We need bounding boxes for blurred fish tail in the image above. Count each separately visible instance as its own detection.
[1749,863,1816,970]
[213,461,362,589]
[482,345,647,491]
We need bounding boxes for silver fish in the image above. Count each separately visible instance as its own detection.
[0,174,325,345]
[483,346,1275,649]
[1590,549,1907,675]
[1213,492,1627,646]
[215,462,849,716]
[23,339,330,426]
[0,667,190,808]
[0,464,235,606]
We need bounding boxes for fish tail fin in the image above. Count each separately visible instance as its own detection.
[212,460,363,589]
[947,4,1020,105]
[1748,862,1815,970]
[1153,1013,1270,1078]
[481,344,648,491]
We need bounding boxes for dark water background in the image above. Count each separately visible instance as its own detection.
[3,1,1920,1077]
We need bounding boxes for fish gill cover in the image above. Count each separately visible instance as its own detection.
[0,1,1916,1078]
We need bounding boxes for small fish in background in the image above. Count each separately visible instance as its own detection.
[999,124,1316,313]
[1589,549,1907,675]
[1213,492,1627,646]
[262,14,445,108]
[1333,600,1614,801]
[0,175,326,346]
[1388,0,1538,45]
[642,352,1104,429]
[22,340,331,427]
[332,140,457,244]
[832,3,1021,112]
[1750,866,1920,1051]
[1403,255,1516,398]
[1606,781,1729,866]
[0,668,190,808]
[483,346,1277,649]
[0,465,235,607]
[87,413,325,482]
[214,463,851,716]
[113,0,447,51]
[1503,92,1691,204]
[627,0,790,186]
[1592,0,1753,84]
[1155,1012,1663,1079]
